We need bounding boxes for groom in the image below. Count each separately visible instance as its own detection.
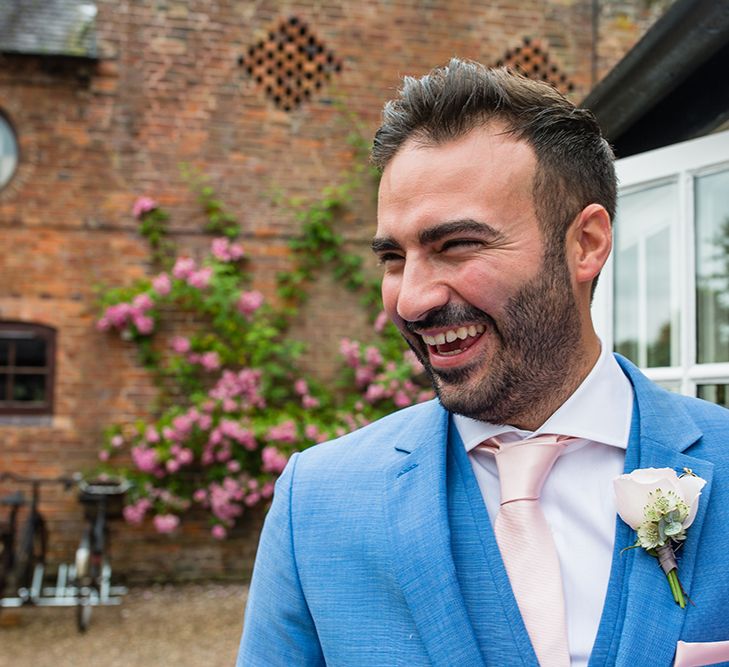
[237,60,729,666]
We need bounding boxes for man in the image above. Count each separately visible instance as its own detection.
[238,60,729,666]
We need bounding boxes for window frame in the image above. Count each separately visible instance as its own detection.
[0,111,19,191]
[592,129,729,399]
[0,322,56,416]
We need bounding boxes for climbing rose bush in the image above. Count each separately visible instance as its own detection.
[96,198,433,539]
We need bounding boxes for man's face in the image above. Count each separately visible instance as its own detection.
[373,124,582,427]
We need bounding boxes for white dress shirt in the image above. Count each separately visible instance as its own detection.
[455,343,634,667]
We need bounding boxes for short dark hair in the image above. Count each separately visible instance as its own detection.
[372,59,616,257]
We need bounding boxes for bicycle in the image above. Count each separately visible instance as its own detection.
[73,477,131,632]
[0,472,130,632]
[0,472,77,605]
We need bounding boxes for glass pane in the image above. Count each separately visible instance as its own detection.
[697,383,729,409]
[0,115,18,189]
[646,228,672,366]
[0,339,8,366]
[12,374,46,402]
[0,374,6,400]
[15,337,46,367]
[614,182,680,367]
[695,168,729,363]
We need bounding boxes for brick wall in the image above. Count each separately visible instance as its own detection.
[0,0,670,582]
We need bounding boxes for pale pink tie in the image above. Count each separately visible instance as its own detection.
[481,434,572,667]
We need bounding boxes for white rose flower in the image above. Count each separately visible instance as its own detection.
[613,467,706,531]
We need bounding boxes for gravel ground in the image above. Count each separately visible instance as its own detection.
[0,582,248,667]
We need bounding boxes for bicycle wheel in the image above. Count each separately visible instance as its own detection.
[14,516,47,592]
[0,533,12,599]
[77,593,93,632]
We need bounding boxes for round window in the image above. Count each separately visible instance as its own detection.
[0,114,19,190]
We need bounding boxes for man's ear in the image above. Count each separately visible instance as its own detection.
[567,204,612,285]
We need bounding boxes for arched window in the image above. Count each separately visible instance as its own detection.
[0,323,56,415]
[0,113,18,190]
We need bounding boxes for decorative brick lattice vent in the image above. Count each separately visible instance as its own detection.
[240,16,342,111]
[495,37,574,94]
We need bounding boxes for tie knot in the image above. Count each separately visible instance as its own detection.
[481,434,570,505]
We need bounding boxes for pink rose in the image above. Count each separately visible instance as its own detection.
[261,446,289,474]
[237,290,264,317]
[394,391,412,408]
[145,426,160,443]
[177,448,194,466]
[172,257,197,280]
[187,267,213,289]
[131,446,159,473]
[132,196,157,219]
[200,351,221,371]
[170,336,190,354]
[302,395,320,409]
[211,238,231,261]
[294,379,308,396]
[374,310,389,332]
[364,346,383,367]
[132,293,154,311]
[133,313,154,335]
[228,242,244,260]
[153,514,180,534]
[211,524,227,540]
[266,420,297,444]
[152,273,171,296]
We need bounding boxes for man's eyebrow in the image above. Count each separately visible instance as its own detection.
[371,219,503,254]
[370,236,401,254]
[418,219,503,245]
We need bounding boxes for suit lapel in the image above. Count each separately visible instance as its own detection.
[598,357,714,667]
[384,403,485,667]
[447,423,539,666]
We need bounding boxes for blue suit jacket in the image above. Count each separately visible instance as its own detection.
[237,356,729,666]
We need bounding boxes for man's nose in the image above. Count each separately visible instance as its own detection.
[396,260,450,323]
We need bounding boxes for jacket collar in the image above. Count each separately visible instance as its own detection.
[383,401,485,666]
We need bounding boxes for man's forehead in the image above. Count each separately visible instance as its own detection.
[387,119,524,163]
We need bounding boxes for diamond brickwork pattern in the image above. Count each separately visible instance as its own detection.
[495,37,575,94]
[240,16,342,112]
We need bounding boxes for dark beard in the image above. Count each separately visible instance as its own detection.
[403,254,583,426]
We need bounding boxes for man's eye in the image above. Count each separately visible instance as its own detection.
[440,239,482,251]
[377,253,405,265]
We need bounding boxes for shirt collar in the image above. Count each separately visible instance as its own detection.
[456,343,634,453]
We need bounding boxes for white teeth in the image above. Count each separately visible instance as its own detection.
[420,324,485,347]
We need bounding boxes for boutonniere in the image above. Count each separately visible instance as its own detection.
[613,467,706,608]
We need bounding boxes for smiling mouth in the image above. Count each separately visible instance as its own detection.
[419,324,485,357]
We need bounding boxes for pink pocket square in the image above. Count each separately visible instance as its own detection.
[674,640,729,667]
